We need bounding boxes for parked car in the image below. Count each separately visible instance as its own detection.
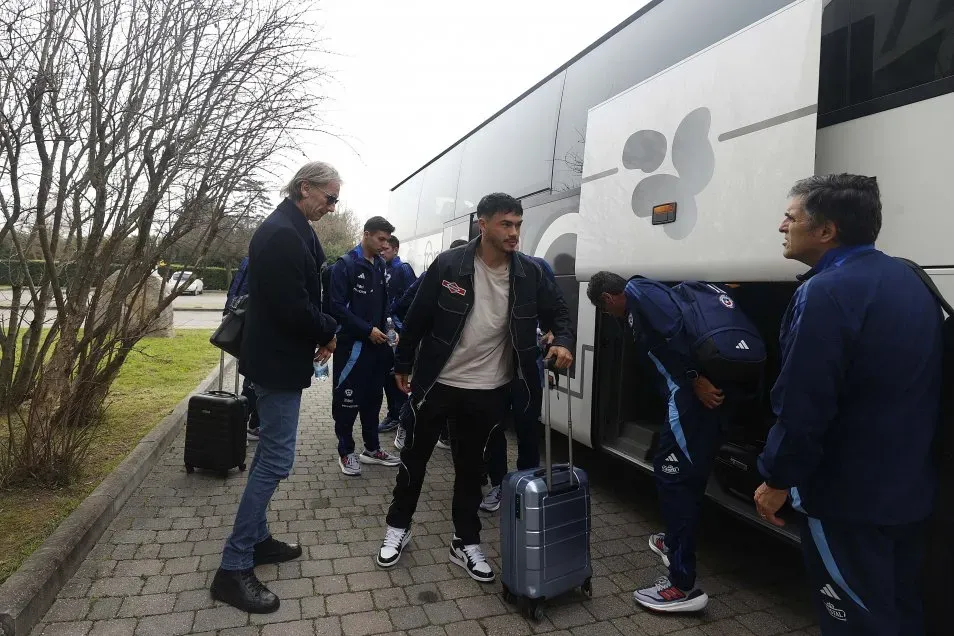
[169,271,204,295]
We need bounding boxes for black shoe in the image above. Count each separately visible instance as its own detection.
[210,568,280,614]
[253,536,303,566]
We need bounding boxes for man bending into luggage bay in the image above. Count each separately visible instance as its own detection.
[212,161,340,613]
[587,273,763,612]
[376,193,575,583]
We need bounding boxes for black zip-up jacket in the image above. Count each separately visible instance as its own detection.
[395,237,575,408]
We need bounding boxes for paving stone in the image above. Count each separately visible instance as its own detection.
[134,612,195,635]
[45,599,90,622]
[423,600,464,626]
[262,621,317,636]
[456,594,507,620]
[327,591,375,615]
[88,578,144,598]
[117,593,177,618]
[174,589,216,612]
[34,622,94,635]
[389,606,429,630]
[87,619,137,636]
[193,606,248,632]
[340,610,393,636]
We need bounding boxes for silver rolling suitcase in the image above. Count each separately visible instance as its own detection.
[500,362,592,621]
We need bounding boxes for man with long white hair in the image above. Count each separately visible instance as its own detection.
[211,161,340,613]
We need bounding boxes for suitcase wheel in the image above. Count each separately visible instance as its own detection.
[185,465,194,474]
[524,598,544,622]
[581,577,593,599]
[501,584,515,605]
[239,464,247,472]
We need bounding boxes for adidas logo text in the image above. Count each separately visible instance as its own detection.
[820,584,841,600]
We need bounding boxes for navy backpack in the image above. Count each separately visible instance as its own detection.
[670,281,766,385]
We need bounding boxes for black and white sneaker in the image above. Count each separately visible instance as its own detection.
[633,576,708,613]
[648,532,670,567]
[449,536,495,583]
[247,427,260,441]
[376,525,411,568]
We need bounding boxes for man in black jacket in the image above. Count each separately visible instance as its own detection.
[211,162,340,614]
[375,193,575,583]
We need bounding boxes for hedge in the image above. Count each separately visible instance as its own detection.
[0,261,233,291]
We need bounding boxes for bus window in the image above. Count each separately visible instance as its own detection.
[848,0,954,105]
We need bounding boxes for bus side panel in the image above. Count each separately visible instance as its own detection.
[577,0,822,283]
[816,92,954,272]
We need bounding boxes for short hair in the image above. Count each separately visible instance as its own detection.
[789,174,882,245]
[476,192,522,219]
[387,236,400,249]
[364,216,395,234]
[281,161,341,202]
[586,271,627,306]
[449,239,468,249]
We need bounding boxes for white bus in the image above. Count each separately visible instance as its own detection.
[387,0,954,542]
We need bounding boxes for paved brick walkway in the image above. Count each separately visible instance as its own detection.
[31,369,819,635]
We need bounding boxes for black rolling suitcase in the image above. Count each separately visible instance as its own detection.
[184,351,248,477]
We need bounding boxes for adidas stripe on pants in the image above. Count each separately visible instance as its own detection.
[798,515,926,635]
[652,387,730,591]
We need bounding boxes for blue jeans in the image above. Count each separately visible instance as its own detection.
[221,384,301,571]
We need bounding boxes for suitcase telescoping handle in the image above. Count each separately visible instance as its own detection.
[543,357,574,492]
[217,350,241,395]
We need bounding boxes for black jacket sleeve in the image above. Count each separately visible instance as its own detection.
[257,228,337,345]
[394,258,441,375]
[535,272,575,351]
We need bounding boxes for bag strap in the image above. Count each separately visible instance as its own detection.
[896,257,954,317]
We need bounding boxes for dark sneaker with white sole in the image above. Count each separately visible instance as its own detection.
[449,536,495,583]
[633,576,708,612]
[648,532,670,567]
[376,525,411,568]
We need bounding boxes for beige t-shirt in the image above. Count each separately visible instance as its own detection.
[437,255,514,390]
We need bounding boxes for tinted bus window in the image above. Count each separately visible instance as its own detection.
[848,0,954,105]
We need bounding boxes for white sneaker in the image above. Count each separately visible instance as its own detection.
[449,536,495,583]
[633,576,708,613]
[648,532,670,567]
[435,435,450,450]
[376,525,411,568]
[339,453,361,476]
[394,426,406,450]
[360,449,401,466]
[480,486,502,512]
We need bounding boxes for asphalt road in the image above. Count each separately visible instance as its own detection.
[0,290,228,330]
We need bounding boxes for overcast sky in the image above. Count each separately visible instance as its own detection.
[295,0,649,227]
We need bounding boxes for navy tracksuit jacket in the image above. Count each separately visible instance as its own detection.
[329,245,392,457]
[758,245,942,636]
[624,278,736,591]
[383,257,416,421]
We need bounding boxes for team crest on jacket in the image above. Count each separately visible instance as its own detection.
[718,294,735,309]
[442,280,466,296]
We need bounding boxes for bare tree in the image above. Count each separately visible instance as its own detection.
[0,0,328,485]
[312,204,361,263]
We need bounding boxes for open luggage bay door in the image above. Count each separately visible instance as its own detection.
[577,0,823,284]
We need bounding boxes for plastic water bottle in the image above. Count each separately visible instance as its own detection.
[386,317,398,348]
[313,359,329,381]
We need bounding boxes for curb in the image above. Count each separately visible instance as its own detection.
[0,356,236,636]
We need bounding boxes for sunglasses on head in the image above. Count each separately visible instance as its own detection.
[310,183,339,206]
